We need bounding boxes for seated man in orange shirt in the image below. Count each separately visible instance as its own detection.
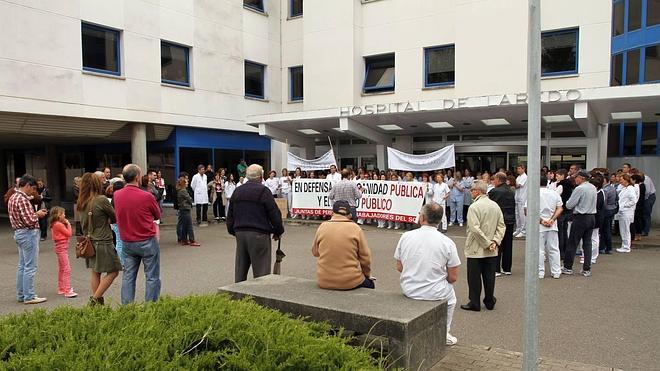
[311,200,374,290]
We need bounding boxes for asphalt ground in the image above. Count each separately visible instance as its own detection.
[0,217,658,371]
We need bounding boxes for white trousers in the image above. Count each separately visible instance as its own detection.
[618,214,633,251]
[539,230,561,277]
[515,201,526,234]
[446,287,456,333]
[440,202,447,230]
[591,228,599,263]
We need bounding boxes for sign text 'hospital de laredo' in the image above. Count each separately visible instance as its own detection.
[339,89,583,117]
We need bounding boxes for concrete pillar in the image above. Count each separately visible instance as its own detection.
[393,136,413,153]
[131,123,148,172]
[45,145,61,205]
[545,128,552,168]
[586,137,599,170]
[597,124,609,168]
[270,140,289,172]
[300,143,316,160]
[376,144,387,170]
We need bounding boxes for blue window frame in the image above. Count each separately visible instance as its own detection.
[290,0,302,17]
[541,28,579,76]
[245,60,266,99]
[81,22,120,76]
[363,53,395,93]
[609,121,660,156]
[612,43,660,85]
[161,41,190,86]
[244,0,264,12]
[289,66,303,101]
[424,45,455,87]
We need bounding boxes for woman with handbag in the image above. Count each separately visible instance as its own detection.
[77,172,122,306]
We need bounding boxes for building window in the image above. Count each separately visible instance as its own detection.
[290,0,302,17]
[289,66,303,101]
[541,28,578,76]
[613,0,625,36]
[649,0,660,27]
[612,53,623,85]
[244,0,264,12]
[626,48,641,84]
[424,45,455,87]
[645,44,660,82]
[641,122,659,155]
[161,41,190,86]
[628,0,642,31]
[245,61,265,99]
[623,122,638,155]
[363,53,395,93]
[81,23,120,75]
[608,124,621,157]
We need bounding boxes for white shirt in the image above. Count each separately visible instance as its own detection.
[515,173,528,202]
[618,185,637,216]
[224,181,236,199]
[538,187,562,232]
[279,176,291,193]
[394,225,461,301]
[326,172,341,183]
[190,173,208,204]
[428,182,450,205]
[265,177,279,195]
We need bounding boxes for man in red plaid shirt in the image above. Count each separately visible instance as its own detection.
[9,174,48,304]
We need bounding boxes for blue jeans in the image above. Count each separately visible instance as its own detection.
[121,237,161,304]
[15,228,40,302]
[643,193,655,235]
[450,198,464,223]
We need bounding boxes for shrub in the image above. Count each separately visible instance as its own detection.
[0,295,379,370]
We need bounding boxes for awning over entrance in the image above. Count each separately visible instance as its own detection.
[247,84,660,149]
[0,112,173,147]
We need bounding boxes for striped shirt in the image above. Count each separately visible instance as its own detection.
[8,190,39,230]
[329,180,362,207]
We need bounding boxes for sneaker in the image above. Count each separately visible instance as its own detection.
[459,223,463,227]
[448,223,454,227]
[64,291,78,298]
[579,258,585,264]
[616,248,631,253]
[24,296,47,305]
[538,275,544,279]
[561,268,573,275]
[513,231,521,238]
[552,274,561,279]
[495,272,502,277]
[503,271,512,276]
[446,333,458,346]
[189,241,201,247]
[581,270,592,277]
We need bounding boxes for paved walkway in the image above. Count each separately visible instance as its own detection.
[433,345,622,371]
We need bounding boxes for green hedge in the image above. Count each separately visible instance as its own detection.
[0,295,380,370]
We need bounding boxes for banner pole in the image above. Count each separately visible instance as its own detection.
[327,136,337,167]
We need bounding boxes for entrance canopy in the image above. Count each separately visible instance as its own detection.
[248,84,660,151]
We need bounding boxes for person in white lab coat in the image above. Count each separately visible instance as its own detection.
[190,165,209,225]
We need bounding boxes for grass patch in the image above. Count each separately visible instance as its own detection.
[0,294,380,370]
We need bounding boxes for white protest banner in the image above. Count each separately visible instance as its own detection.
[387,144,455,171]
[287,150,337,171]
[291,179,426,223]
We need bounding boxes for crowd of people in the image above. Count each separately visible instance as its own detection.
[3,158,656,350]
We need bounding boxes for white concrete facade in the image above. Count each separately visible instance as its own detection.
[0,0,658,174]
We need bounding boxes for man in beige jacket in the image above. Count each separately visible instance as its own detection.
[311,200,373,290]
[461,180,505,311]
